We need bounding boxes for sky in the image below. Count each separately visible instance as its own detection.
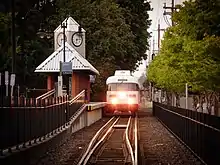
[132,0,185,77]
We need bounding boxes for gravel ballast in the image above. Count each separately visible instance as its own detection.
[138,107,203,165]
[32,118,110,165]
[29,100,204,165]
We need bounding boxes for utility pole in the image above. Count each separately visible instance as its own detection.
[151,37,156,61]
[158,22,160,50]
[163,0,176,26]
[157,20,166,51]
[171,0,174,14]
[152,37,155,55]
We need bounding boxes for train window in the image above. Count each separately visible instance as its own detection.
[108,83,139,91]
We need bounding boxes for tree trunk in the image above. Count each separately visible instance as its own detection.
[193,95,199,111]
[214,93,219,116]
[205,92,213,114]
[176,93,180,107]
[198,95,204,112]
[166,91,172,106]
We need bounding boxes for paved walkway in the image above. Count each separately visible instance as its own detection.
[138,102,202,165]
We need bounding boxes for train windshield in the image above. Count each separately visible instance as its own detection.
[108,83,139,91]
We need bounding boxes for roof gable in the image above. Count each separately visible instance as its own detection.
[35,42,99,75]
[54,16,86,33]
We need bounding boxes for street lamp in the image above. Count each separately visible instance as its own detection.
[37,22,53,39]
[57,20,68,97]
[61,22,67,63]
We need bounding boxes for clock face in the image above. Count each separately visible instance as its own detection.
[57,32,67,46]
[71,32,83,47]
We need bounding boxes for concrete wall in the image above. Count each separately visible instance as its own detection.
[86,108,102,126]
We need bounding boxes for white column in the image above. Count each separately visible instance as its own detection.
[185,83,188,109]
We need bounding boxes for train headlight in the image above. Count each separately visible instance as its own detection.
[128,98,135,105]
[118,92,126,99]
[111,98,118,104]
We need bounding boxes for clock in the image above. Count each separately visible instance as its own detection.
[71,32,83,47]
[57,32,67,46]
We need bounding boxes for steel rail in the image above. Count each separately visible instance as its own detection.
[77,117,118,165]
[125,116,135,164]
[82,117,119,165]
[134,115,138,165]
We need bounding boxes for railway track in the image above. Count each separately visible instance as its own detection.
[77,115,138,165]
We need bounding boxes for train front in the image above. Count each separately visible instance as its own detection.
[105,81,140,116]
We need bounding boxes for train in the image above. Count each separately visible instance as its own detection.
[104,70,141,116]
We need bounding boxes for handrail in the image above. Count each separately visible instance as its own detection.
[36,89,55,100]
[69,90,85,105]
[41,90,55,100]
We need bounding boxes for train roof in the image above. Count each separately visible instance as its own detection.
[106,75,141,87]
[114,70,131,76]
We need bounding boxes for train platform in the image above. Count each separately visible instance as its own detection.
[86,102,106,111]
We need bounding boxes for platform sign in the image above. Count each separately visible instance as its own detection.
[69,77,72,97]
[57,76,63,96]
[62,62,72,75]
[10,74,16,86]
[90,75,96,83]
[5,71,9,85]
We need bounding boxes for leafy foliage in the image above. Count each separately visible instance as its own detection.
[148,0,220,94]
[48,0,151,100]
[0,0,151,99]
[0,0,55,92]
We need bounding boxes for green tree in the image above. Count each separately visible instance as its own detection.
[172,0,220,39]
[148,0,220,113]
[48,0,151,100]
[116,0,152,68]
[0,0,56,93]
[0,0,152,99]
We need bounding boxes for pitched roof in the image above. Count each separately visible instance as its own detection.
[35,42,99,75]
[54,16,86,33]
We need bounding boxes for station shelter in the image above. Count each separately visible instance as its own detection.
[35,16,99,101]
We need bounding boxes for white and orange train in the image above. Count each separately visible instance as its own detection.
[104,70,141,116]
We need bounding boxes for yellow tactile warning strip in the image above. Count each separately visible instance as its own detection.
[86,102,106,111]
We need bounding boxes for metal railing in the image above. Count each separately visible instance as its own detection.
[153,102,220,165]
[68,90,86,120]
[0,90,87,155]
[36,89,55,100]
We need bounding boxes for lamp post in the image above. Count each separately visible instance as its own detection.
[185,83,188,109]
[62,22,67,63]
[59,21,67,77]
[11,0,16,74]
[57,20,67,96]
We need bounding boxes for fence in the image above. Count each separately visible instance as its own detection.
[153,102,220,165]
[0,90,86,155]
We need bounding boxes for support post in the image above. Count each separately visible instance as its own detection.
[58,61,63,96]
[158,21,160,51]
[11,0,16,74]
[171,0,174,26]
[163,0,176,26]
[186,83,188,109]
[63,23,66,62]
